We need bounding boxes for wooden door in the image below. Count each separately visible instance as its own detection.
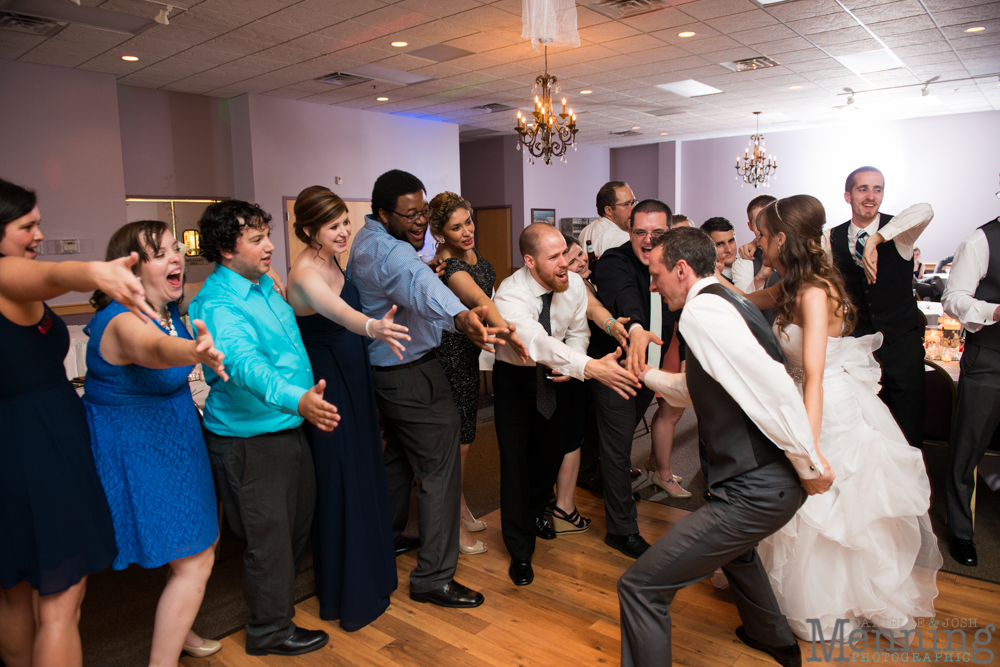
[284,198,371,270]
[474,206,512,291]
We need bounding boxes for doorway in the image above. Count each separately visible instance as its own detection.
[473,206,512,291]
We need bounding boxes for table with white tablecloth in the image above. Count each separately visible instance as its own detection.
[64,325,89,380]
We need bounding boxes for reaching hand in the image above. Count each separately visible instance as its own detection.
[609,316,630,351]
[298,379,340,432]
[498,323,529,363]
[191,319,228,381]
[738,240,758,261]
[94,253,159,323]
[370,305,411,360]
[456,305,505,353]
[626,327,663,377]
[861,232,883,284]
[585,347,640,399]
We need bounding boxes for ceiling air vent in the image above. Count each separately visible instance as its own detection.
[0,11,65,36]
[610,129,642,136]
[643,107,686,117]
[317,72,373,87]
[586,0,668,20]
[471,103,516,113]
[725,56,781,72]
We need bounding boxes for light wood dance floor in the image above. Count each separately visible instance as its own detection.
[182,490,1000,666]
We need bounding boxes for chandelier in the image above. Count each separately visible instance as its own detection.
[735,112,777,188]
[515,45,578,165]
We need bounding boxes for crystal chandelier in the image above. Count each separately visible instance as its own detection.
[735,112,777,188]
[515,45,578,165]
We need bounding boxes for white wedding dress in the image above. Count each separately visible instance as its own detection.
[758,324,943,641]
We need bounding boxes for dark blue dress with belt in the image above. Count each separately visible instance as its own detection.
[295,262,397,631]
[82,301,217,570]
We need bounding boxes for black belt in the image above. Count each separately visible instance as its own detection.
[372,349,436,372]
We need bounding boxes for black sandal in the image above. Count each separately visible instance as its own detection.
[548,505,591,534]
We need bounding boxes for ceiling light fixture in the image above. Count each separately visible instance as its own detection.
[660,132,669,135]
[121,55,138,61]
[845,87,856,105]
[154,5,171,25]
[735,112,777,189]
[391,40,408,47]
[514,44,578,165]
[965,27,985,33]
[632,126,640,129]
[580,89,592,94]
[789,85,802,90]
[376,96,389,101]
[678,31,695,37]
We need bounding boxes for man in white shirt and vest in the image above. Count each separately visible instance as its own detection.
[824,166,933,448]
[578,181,636,260]
[941,185,1000,567]
[493,223,640,587]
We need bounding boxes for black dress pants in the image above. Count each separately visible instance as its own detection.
[874,328,926,448]
[493,360,577,560]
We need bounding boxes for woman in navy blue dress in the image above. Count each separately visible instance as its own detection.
[0,179,156,667]
[286,186,408,630]
[84,220,229,664]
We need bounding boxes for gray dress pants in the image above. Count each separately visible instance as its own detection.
[373,357,462,594]
[618,465,805,667]
[204,426,316,650]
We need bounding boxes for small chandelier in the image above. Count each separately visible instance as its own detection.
[515,44,578,165]
[735,112,777,188]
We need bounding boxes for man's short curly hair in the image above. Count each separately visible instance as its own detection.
[198,200,272,263]
[428,191,472,239]
[371,170,425,222]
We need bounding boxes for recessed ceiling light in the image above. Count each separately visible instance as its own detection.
[834,48,903,75]
[655,79,723,97]
[376,96,389,101]
[121,55,139,61]
[660,132,669,135]
[632,126,641,129]
[391,41,408,47]
[678,31,696,38]
[789,85,802,89]
[581,89,592,94]
[965,27,985,33]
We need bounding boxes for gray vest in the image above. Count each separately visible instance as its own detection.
[966,218,1000,352]
[686,284,800,498]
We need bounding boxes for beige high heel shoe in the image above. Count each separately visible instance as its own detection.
[462,517,486,532]
[651,472,692,499]
[459,539,487,555]
[182,638,222,658]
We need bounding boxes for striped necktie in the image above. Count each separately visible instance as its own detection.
[536,292,557,419]
[854,230,868,265]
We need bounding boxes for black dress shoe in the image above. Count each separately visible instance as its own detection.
[535,517,556,540]
[410,580,484,608]
[630,467,643,478]
[950,538,978,566]
[246,627,329,656]
[736,626,801,667]
[509,557,533,586]
[394,535,420,556]
[604,532,651,559]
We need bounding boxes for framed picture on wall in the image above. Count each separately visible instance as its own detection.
[531,208,556,226]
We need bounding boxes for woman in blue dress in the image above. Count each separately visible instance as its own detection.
[0,179,155,667]
[286,185,409,630]
[83,220,229,664]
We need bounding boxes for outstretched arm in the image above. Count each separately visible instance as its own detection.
[446,271,527,361]
[584,281,629,350]
[714,268,780,311]
[102,313,228,381]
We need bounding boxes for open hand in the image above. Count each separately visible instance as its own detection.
[585,347,640,399]
[94,253,159,323]
[498,323,529,363]
[370,305,411,360]
[456,305,505,353]
[298,379,340,432]
[191,319,228,381]
[609,316,630,351]
[626,327,663,377]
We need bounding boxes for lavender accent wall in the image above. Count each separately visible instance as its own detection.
[0,59,128,306]
[242,94,461,278]
[610,144,659,202]
[658,142,676,212]
[460,135,525,266]
[521,141,610,241]
[680,111,1000,259]
[117,86,234,198]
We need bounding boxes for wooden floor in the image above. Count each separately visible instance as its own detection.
[181,490,1000,666]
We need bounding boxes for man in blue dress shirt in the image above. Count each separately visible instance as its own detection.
[349,170,498,609]
[191,201,339,657]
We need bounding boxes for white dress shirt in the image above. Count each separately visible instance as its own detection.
[577,217,629,258]
[731,256,757,292]
[641,277,824,480]
[494,267,592,380]
[943,220,999,332]
[821,202,933,264]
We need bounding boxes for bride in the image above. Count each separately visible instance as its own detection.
[731,194,942,641]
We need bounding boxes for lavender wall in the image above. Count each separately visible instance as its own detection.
[243,94,461,277]
[0,59,128,306]
[117,86,234,199]
[610,144,659,202]
[521,141,610,239]
[680,111,1000,259]
[460,135,525,267]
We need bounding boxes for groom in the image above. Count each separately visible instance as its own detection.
[617,227,834,667]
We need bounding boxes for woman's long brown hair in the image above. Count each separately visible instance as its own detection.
[758,194,857,336]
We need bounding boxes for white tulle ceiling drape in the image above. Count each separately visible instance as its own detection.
[521,0,580,50]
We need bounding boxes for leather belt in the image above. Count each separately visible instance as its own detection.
[372,349,436,372]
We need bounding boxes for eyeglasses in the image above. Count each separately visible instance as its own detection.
[392,206,431,223]
[631,229,666,241]
[614,199,639,208]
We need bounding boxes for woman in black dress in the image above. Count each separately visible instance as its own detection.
[429,192,528,555]
[0,179,156,667]
[286,185,409,630]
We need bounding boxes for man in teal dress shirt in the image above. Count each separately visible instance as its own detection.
[191,200,338,657]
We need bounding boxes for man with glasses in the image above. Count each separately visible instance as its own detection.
[588,199,673,558]
[348,169,500,609]
[578,181,638,260]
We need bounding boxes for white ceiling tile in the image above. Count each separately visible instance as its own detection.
[620,7,695,33]
[932,4,1000,28]
[680,0,762,21]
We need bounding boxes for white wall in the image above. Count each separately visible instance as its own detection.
[241,94,461,277]
[680,111,1000,261]
[521,141,611,240]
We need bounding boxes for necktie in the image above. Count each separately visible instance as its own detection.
[536,291,557,419]
[647,288,662,370]
[855,230,868,265]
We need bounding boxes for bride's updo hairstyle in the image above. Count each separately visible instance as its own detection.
[758,194,856,335]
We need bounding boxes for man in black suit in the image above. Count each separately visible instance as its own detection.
[826,166,933,448]
[589,199,672,559]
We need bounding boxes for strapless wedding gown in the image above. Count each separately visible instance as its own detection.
[758,324,942,640]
